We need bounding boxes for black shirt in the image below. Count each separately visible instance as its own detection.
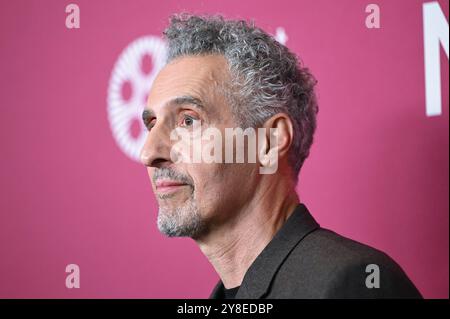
[223,286,240,299]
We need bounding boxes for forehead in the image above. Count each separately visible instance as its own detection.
[147,54,229,112]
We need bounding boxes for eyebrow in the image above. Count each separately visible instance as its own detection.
[170,95,205,109]
[142,95,205,121]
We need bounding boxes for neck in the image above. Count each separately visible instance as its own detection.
[195,175,299,289]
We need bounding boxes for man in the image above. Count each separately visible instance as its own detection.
[140,14,422,299]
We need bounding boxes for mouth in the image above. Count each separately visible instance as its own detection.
[154,180,191,195]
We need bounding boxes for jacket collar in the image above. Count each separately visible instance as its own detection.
[209,203,320,299]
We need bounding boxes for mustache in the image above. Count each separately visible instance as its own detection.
[152,168,194,185]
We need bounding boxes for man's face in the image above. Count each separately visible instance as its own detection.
[140,55,259,239]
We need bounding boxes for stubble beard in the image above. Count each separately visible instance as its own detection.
[156,190,206,239]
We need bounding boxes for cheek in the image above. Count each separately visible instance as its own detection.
[192,162,257,196]
[182,163,227,201]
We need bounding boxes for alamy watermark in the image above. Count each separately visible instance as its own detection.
[65,4,80,29]
[65,263,80,289]
[365,264,380,289]
[140,121,281,174]
[169,122,280,174]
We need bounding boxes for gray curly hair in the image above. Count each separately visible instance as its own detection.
[163,13,318,177]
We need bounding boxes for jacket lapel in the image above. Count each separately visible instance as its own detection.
[209,204,320,299]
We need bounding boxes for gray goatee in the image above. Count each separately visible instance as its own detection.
[154,168,205,238]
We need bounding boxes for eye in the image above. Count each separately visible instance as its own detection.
[145,118,156,131]
[180,114,199,127]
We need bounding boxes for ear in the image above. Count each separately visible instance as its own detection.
[258,113,294,174]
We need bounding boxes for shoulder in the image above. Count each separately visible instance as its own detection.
[270,228,422,298]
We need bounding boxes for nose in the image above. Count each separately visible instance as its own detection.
[140,123,172,169]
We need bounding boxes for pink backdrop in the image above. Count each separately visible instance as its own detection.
[0,0,448,298]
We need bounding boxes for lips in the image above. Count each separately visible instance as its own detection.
[154,180,189,194]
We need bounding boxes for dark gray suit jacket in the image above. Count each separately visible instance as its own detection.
[209,204,422,299]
